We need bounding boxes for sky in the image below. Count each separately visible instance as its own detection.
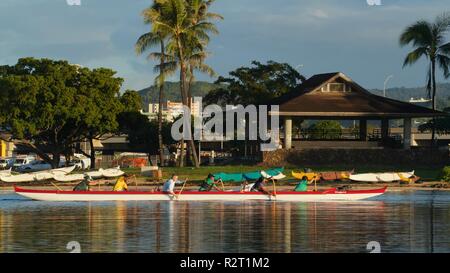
[1,0,450,92]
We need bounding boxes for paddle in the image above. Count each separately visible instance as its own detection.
[51,182,63,191]
[175,178,188,200]
[271,178,277,200]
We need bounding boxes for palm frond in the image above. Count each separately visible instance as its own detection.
[399,20,433,47]
[403,47,428,67]
[437,53,450,78]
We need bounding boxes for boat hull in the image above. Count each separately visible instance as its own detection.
[14,187,387,202]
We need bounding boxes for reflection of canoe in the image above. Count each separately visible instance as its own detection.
[214,168,284,182]
[53,173,85,182]
[349,171,415,182]
[14,186,388,202]
[292,171,353,181]
[101,167,125,178]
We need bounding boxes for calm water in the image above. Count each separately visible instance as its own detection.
[0,190,449,253]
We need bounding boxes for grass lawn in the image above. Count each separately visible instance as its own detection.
[123,164,443,182]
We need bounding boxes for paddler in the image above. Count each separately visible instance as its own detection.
[199,174,221,192]
[113,174,129,192]
[73,175,92,191]
[162,174,179,195]
[251,176,274,196]
[294,176,309,192]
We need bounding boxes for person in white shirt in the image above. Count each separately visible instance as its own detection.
[162,174,178,195]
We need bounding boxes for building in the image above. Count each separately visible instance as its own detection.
[269,72,446,150]
[143,98,201,122]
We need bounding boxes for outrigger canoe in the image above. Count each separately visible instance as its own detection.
[14,186,387,202]
[292,171,353,181]
[349,171,417,183]
[213,168,284,182]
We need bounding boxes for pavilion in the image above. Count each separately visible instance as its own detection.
[270,72,446,150]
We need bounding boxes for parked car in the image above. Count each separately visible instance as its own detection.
[16,160,52,172]
[12,156,36,170]
[0,157,14,169]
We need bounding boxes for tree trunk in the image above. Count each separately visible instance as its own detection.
[431,59,437,147]
[89,136,96,169]
[177,39,200,168]
[52,152,60,169]
[158,40,165,167]
[185,65,194,166]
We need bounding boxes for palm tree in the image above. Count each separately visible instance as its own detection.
[136,3,175,166]
[400,13,450,145]
[149,0,221,167]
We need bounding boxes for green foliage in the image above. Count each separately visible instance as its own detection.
[118,112,176,156]
[204,60,305,106]
[0,57,126,166]
[440,166,450,182]
[307,121,342,139]
[121,90,143,112]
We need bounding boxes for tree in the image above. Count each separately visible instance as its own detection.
[136,1,176,167]
[307,121,342,140]
[204,60,306,106]
[149,0,221,168]
[0,58,125,168]
[400,13,450,145]
[118,111,176,164]
[419,107,450,135]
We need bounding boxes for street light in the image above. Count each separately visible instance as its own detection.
[383,75,394,97]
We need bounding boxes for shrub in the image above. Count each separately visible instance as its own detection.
[440,166,450,182]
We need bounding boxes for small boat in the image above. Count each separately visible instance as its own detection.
[53,173,85,182]
[0,168,12,176]
[0,166,76,183]
[292,170,353,181]
[14,186,387,202]
[1,173,36,183]
[85,169,104,179]
[349,171,416,183]
[48,166,76,175]
[101,167,125,178]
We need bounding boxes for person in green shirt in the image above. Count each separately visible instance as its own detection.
[294,176,309,192]
[73,175,92,191]
[199,174,221,192]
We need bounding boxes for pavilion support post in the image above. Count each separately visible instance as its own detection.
[403,118,412,150]
[284,117,292,149]
[381,119,389,140]
[359,120,367,141]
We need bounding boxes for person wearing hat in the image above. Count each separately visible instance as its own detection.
[113,174,129,192]
[199,173,221,192]
[73,175,92,191]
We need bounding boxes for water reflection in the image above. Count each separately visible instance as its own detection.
[0,191,449,253]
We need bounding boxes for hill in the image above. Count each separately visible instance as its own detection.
[138,81,220,108]
[371,82,450,109]
[139,81,450,110]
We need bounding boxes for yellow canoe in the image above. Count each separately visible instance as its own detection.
[291,171,320,180]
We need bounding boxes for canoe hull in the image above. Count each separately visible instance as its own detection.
[14,187,387,202]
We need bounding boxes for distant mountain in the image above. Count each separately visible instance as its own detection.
[370,82,450,109]
[138,81,450,110]
[138,81,221,109]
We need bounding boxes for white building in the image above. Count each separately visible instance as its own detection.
[143,98,201,121]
